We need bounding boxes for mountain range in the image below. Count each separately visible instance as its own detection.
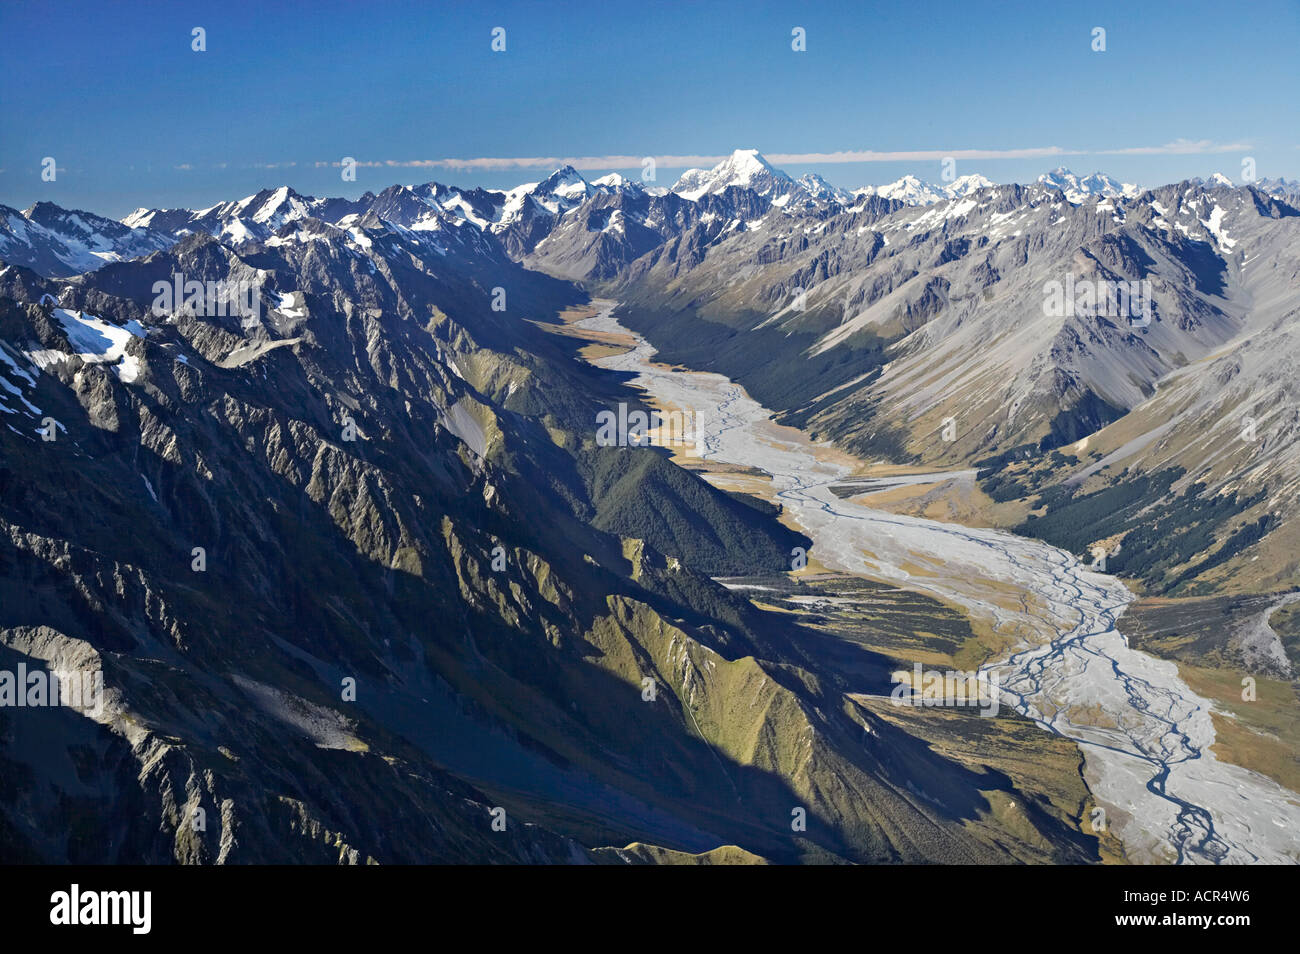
[2,149,1298,863]
[7,150,1299,595]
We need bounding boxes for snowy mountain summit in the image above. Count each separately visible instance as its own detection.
[672,149,796,201]
[851,173,997,206]
[1036,167,1140,203]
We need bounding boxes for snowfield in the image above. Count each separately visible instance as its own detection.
[51,308,145,383]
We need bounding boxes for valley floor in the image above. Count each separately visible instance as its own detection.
[572,299,1300,865]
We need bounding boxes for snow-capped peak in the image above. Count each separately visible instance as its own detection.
[672,149,793,201]
[1207,172,1234,188]
[537,165,590,197]
[122,207,155,229]
[248,186,312,225]
[851,172,1000,207]
[855,175,946,206]
[945,173,996,197]
[1255,177,1300,202]
[481,166,596,227]
[0,201,174,277]
[1037,167,1139,203]
[592,172,643,193]
[511,166,593,214]
[721,148,777,178]
[795,173,851,204]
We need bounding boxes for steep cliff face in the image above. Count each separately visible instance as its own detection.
[0,214,821,862]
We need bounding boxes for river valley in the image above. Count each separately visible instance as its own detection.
[578,300,1300,865]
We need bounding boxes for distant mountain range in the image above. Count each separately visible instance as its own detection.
[7,150,1294,283]
[5,150,1293,280]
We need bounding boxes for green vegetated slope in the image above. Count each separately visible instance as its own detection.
[1012,465,1276,595]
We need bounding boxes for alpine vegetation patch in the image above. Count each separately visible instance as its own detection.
[152,271,262,325]
[0,664,103,717]
[890,663,1001,718]
[595,402,696,453]
[1042,274,1152,328]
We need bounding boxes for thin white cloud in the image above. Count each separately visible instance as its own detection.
[768,147,1071,163]
[1095,138,1251,156]
[317,140,1251,172]
[314,155,727,170]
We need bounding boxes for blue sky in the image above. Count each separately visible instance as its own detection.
[3,0,1297,217]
